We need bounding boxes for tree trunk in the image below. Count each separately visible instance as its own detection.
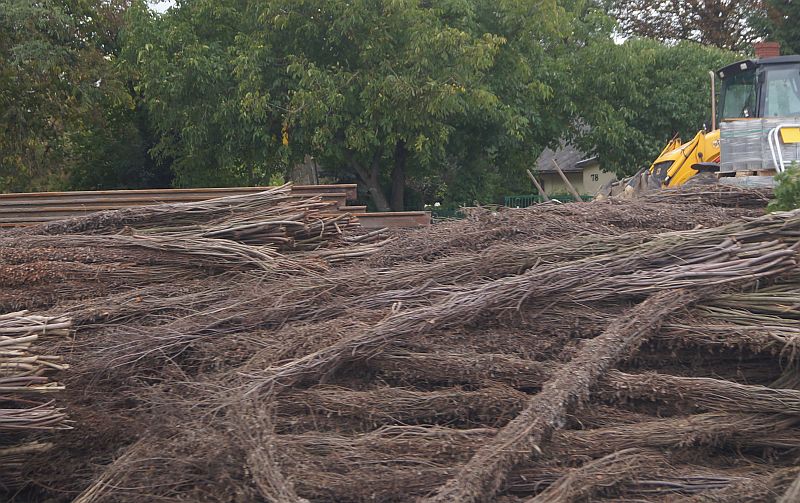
[346,149,391,212]
[390,140,406,212]
[367,177,391,212]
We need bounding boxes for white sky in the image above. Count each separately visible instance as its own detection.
[149,0,174,13]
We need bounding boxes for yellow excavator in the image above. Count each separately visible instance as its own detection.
[604,52,800,196]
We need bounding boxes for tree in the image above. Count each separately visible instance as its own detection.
[126,0,571,209]
[608,0,763,51]
[235,0,571,211]
[0,0,163,192]
[756,0,800,54]
[67,84,171,190]
[123,0,289,188]
[1,0,100,190]
[565,38,736,177]
[69,0,172,190]
[122,0,738,206]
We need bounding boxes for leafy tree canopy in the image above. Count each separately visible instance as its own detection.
[123,0,285,187]
[0,0,167,192]
[3,0,774,207]
[127,0,577,208]
[566,38,737,177]
[755,0,800,54]
[608,0,763,52]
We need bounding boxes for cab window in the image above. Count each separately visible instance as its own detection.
[720,70,757,120]
[763,67,800,117]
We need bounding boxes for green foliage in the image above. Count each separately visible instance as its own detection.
[608,0,763,51]
[124,0,575,209]
[0,0,163,192]
[249,0,570,209]
[2,0,778,209]
[1,0,100,190]
[756,0,800,55]
[67,94,172,189]
[123,0,288,187]
[768,163,800,212]
[565,38,737,178]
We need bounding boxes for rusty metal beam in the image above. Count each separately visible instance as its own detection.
[354,211,431,229]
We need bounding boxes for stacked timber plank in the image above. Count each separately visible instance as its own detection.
[0,184,430,229]
[5,186,800,503]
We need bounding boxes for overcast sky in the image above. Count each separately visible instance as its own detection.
[149,0,174,13]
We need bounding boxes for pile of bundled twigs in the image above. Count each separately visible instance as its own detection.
[16,184,359,246]
[0,186,389,312]
[0,311,71,490]
[641,184,774,207]
[4,185,800,503]
[12,183,379,255]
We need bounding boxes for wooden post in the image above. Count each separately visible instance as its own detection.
[552,159,584,202]
[525,169,551,202]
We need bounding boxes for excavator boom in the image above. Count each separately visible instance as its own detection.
[649,129,720,188]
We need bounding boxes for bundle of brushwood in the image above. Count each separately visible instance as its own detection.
[0,311,71,490]
[5,186,800,503]
[13,183,370,251]
[0,185,389,312]
[14,184,339,240]
[641,184,773,207]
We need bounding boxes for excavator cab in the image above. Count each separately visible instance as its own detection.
[646,55,800,188]
[717,56,800,121]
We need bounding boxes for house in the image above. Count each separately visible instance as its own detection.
[534,144,616,198]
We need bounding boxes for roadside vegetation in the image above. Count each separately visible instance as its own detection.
[1,0,794,209]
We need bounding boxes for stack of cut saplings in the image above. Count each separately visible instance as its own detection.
[0,184,382,497]
[0,311,72,491]
[4,184,800,503]
[0,184,386,312]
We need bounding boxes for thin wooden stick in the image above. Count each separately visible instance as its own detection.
[525,448,664,502]
[552,159,584,202]
[525,169,551,202]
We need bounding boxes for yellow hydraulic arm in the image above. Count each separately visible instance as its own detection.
[648,129,721,187]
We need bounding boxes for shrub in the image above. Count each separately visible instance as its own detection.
[768,163,800,212]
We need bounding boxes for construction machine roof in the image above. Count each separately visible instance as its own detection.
[718,55,800,79]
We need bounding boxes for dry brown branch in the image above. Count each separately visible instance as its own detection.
[271,416,792,501]
[601,370,800,415]
[642,185,773,207]
[4,191,800,502]
[369,350,800,413]
[674,468,800,502]
[231,356,800,440]
[248,219,800,395]
[369,351,556,388]
[0,311,71,424]
[72,440,148,503]
[232,404,308,503]
[423,289,696,503]
[0,310,71,491]
[557,412,800,456]
[368,196,763,267]
[0,441,51,490]
[525,448,665,502]
[778,472,800,503]
[279,384,527,430]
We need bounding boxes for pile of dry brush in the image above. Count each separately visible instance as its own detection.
[3,184,800,503]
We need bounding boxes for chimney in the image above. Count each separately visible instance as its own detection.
[755,41,781,59]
